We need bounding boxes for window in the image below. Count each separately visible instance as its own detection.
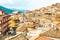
[0,21,1,24]
[0,27,1,29]
[45,13,52,15]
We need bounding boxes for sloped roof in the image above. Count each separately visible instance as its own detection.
[35,36,53,40]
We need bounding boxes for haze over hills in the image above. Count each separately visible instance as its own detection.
[0,6,29,14]
[12,8,29,14]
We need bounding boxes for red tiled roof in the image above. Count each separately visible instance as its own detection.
[35,36,53,40]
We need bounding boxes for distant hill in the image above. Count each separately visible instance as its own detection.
[12,9,29,14]
[0,6,29,14]
[0,6,14,14]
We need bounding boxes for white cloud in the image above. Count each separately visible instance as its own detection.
[0,0,60,10]
[7,0,13,4]
[26,0,60,10]
[5,6,28,10]
[0,0,13,4]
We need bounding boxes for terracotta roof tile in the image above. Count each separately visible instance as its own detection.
[35,36,53,40]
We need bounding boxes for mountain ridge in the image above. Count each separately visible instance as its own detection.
[0,6,28,14]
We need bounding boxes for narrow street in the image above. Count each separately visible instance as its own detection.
[0,35,2,40]
[27,27,52,40]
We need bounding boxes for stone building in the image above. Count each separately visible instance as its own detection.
[0,10,11,35]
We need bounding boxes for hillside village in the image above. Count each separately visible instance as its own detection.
[0,3,60,40]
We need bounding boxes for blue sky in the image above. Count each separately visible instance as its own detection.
[0,0,60,10]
